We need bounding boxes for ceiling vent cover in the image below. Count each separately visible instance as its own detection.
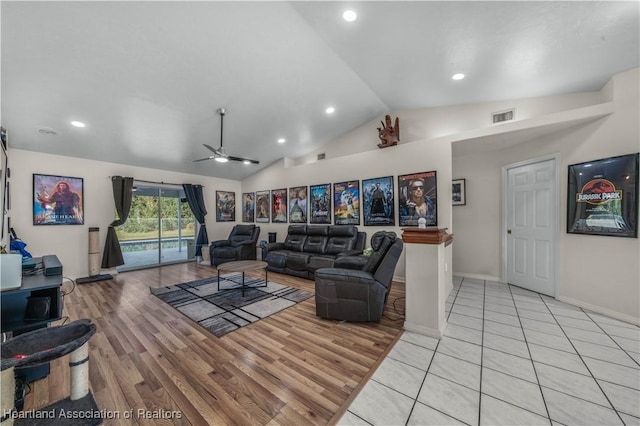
[36,126,61,136]
[491,109,515,124]
[317,153,326,160]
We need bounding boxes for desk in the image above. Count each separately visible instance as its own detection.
[1,257,63,384]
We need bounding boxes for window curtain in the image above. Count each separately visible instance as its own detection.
[182,184,208,256]
[101,176,134,268]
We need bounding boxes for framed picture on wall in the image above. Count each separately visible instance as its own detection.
[255,190,270,223]
[33,173,84,225]
[216,190,236,222]
[242,192,255,223]
[567,153,638,237]
[333,180,360,225]
[309,183,331,224]
[289,186,308,223]
[452,178,466,206]
[362,176,395,226]
[271,188,288,223]
[398,171,437,226]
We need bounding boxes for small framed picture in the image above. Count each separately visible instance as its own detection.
[452,179,466,206]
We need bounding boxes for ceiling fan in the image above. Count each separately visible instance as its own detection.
[194,108,259,165]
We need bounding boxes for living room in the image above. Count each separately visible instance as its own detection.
[1,2,639,425]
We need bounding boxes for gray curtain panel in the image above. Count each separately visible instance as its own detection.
[101,176,134,268]
[182,184,209,256]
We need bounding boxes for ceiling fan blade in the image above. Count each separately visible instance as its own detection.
[227,155,260,164]
[193,156,214,162]
[203,143,220,154]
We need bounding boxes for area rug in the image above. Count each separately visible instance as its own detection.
[150,273,313,337]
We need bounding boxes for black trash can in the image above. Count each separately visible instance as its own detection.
[268,232,277,243]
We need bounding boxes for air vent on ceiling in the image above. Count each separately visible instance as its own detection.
[491,109,515,124]
[317,153,326,160]
[36,126,61,136]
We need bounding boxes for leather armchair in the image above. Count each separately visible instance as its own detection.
[209,225,260,267]
[315,231,403,322]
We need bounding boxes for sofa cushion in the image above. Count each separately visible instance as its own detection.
[286,252,310,271]
[325,225,358,255]
[284,225,308,251]
[303,235,328,254]
[307,254,336,272]
[265,250,288,268]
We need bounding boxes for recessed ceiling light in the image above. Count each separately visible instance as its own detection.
[452,73,465,81]
[343,10,357,22]
[277,138,286,144]
[71,120,85,127]
[325,107,335,114]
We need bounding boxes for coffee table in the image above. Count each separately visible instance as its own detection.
[216,260,268,296]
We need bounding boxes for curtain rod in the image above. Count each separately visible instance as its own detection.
[107,177,203,187]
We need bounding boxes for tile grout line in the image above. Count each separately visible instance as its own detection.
[581,310,640,369]
[507,284,553,425]
[477,279,487,426]
[539,297,626,424]
[403,336,441,425]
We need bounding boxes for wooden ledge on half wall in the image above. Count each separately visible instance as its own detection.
[401,227,454,246]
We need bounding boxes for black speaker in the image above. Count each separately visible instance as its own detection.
[24,296,51,321]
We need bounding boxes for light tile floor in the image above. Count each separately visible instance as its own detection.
[339,277,640,425]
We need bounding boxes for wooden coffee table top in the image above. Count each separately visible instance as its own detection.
[216,260,268,273]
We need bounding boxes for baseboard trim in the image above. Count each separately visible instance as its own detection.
[556,295,640,327]
[403,320,447,339]
[453,272,501,282]
[393,275,406,283]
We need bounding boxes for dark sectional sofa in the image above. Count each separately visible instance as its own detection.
[263,225,366,279]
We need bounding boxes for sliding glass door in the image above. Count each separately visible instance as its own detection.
[116,183,196,271]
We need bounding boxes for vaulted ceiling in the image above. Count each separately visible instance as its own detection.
[2,1,638,180]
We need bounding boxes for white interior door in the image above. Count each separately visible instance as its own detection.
[506,158,557,296]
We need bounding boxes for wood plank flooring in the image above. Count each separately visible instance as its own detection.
[22,262,406,425]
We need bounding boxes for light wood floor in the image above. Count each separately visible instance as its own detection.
[24,262,406,425]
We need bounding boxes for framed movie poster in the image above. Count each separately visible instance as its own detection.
[398,171,437,226]
[216,190,235,222]
[242,192,255,223]
[333,180,360,225]
[33,174,84,225]
[567,153,638,237]
[309,183,331,224]
[255,190,270,223]
[271,188,288,223]
[362,176,395,226]
[289,186,308,223]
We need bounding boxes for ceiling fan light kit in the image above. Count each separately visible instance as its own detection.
[194,108,259,165]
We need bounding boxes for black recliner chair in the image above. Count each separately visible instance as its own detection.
[314,231,403,322]
[209,225,261,266]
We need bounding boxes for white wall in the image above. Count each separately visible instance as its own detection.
[452,67,640,323]
[297,91,602,165]
[8,149,240,277]
[243,141,453,280]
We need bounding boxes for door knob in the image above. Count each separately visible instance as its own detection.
[507,229,512,234]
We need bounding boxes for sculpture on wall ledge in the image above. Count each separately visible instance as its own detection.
[377,114,400,149]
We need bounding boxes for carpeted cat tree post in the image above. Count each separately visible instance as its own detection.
[76,227,112,284]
